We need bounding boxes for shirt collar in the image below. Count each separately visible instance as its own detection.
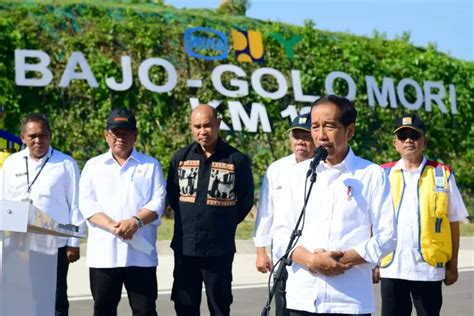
[22,146,53,160]
[318,147,356,174]
[291,153,299,165]
[105,148,140,164]
[192,137,223,155]
[392,156,427,173]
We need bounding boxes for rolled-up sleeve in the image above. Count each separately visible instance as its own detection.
[253,172,273,247]
[66,159,85,247]
[142,160,167,225]
[447,175,468,222]
[79,160,103,220]
[354,168,397,265]
[272,174,300,260]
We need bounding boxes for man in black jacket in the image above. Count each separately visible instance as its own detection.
[167,104,254,316]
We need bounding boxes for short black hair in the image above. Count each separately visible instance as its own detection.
[311,95,357,128]
[21,113,51,135]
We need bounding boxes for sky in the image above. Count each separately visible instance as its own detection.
[165,0,474,62]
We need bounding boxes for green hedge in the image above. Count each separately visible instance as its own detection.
[0,2,473,215]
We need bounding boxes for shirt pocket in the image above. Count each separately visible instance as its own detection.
[272,184,286,209]
[433,191,448,217]
[177,160,200,202]
[131,176,152,204]
[335,184,366,224]
[207,162,236,206]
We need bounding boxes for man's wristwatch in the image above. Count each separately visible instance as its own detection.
[132,216,144,228]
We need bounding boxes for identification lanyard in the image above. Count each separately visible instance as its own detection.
[24,149,53,193]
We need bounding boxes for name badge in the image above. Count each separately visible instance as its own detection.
[435,176,445,190]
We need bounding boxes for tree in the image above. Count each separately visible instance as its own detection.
[218,0,251,16]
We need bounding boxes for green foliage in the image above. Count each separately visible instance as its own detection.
[218,0,251,16]
[0,2,473,216]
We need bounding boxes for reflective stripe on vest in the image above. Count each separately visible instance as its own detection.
[380,161,452,268]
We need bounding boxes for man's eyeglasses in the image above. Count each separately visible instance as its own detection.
[106,129,135,140]
[396,129,422,141]
[25,133,50,140]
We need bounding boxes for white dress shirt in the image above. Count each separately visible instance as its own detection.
[274,148,396,314]
[1,147,84,247]
[380,157,468,281]
[79,149,166,268]
[253,154,299,260]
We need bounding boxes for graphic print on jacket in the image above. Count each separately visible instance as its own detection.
[178,160,199,203]
[208,162,236,206]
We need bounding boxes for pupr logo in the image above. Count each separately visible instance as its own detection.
[231,28,265,64]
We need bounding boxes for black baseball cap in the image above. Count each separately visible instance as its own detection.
[393,114,425,134]
[288,113,311,132]
[106,109,137,130]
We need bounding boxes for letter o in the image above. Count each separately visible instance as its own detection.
[251,68,288,100]
[397,78,423,110]
[325,71,357,100]
[138,58,177,93]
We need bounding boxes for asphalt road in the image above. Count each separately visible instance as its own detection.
[70,270,474,315]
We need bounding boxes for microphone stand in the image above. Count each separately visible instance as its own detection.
[260,168,319,316]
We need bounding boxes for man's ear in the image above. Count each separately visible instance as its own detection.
[423,135,428,148]
[347,123,355,140]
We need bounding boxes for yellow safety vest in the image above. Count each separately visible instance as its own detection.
[381,160,452,268]
[0,150,11,169]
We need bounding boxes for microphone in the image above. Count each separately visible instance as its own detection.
[306,146,328,178]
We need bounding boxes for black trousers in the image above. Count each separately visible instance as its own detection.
[56,246,69,316]
[287,310,370,316]
[381,278,442,316]
[89,266,157,316]
[171,254,234,316]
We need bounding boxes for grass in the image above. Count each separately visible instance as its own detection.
[157,217,254,240]
[460,222,474,237]
[157,217,175,240]
[158,218,474,240]
[80,218,473,242]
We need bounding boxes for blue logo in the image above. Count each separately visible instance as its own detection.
[184,27,229,61]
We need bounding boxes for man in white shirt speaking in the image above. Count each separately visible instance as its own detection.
[377,115,468,316]
[1,113,84,316]
[275,95,397,315]
[79,109,166,316]
[254,113,315,315]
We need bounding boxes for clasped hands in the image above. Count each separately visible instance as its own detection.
[107,218,139,240]
[304,248,363,276]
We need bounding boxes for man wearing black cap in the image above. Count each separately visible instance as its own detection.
[253,113,315,315]
[378,114,468,316]
[79,109,167,316]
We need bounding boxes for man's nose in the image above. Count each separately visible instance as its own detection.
[317,129,328,140]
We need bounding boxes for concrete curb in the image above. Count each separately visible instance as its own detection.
[70,238,474,299]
